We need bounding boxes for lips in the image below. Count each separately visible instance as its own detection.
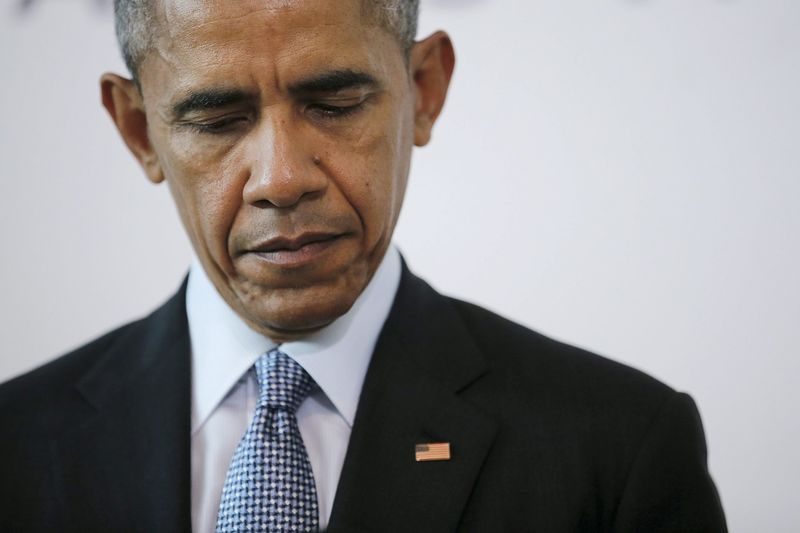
[251,232,340,253]
[243,232,345,267]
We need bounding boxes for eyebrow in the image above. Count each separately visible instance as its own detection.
[288,69,380,95]
[171,89,254,119]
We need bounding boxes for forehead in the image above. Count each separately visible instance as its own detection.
[142,0,399,99]
[160,0,367,34]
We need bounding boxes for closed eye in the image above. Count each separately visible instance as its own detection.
[184,115,251,134]
[306,101,366,121]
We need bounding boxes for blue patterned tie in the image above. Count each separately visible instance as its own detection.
[215,349,320,532]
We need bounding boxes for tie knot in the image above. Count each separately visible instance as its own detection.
[254,349,317,413]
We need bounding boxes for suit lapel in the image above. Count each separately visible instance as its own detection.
[328,269,498,532]
[52,283,192,532]
[49,268,495,531]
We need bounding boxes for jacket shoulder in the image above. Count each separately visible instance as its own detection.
[0,281,187,415]
[443,297,724,531]
[447,297,677,436]
[0,319,143,423]
[453,298,672,390]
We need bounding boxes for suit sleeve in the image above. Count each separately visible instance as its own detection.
[612,392,728,533]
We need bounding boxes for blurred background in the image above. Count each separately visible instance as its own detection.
[1,0,798,530]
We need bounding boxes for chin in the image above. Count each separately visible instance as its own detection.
[239,285,361,338]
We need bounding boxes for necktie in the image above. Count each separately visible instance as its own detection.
[215,349,320,532]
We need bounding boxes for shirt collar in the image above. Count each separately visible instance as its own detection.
[187,246,402,434]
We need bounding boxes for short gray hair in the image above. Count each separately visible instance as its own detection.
[114,0,420,82]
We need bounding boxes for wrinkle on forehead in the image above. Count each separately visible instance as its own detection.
[139,0,387,87]
[152,0,380,65]
[150,0,303,82]
[156,0,300,63]
[140,0,397,113]
[157,0,377,41]
[163,0,301,25]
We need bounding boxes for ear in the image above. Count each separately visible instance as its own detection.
[409,31,456,147]
[100,73,164,184]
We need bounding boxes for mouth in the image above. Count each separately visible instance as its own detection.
[244,232,346,268]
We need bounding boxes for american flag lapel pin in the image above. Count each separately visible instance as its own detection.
[415,442,451,462]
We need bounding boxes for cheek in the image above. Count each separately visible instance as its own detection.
[160,132,246,273]
[322,108,412,245]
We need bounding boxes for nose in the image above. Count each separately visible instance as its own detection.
[242,115,326,208]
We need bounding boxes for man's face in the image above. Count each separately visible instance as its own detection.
[117,0,448,339]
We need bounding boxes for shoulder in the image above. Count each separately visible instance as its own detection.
[450,296,674,401]
[0,281,188,475]
[434,294,724,529]
[445,297,711,497]
[0,317,148,509]
[443,296,682,454]
[395,269,676,422]
[0,318,143,431]
[0,280,188,418]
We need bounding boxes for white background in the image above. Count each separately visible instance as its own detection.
[1,1,798,531]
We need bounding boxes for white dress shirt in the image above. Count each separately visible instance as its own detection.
[187,247,401,533]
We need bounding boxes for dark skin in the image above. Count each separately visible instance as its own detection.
[101,0,455,342]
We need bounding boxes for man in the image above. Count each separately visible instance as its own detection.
[0,0,727,531]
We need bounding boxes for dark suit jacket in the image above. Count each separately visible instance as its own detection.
[0,267,726,532]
